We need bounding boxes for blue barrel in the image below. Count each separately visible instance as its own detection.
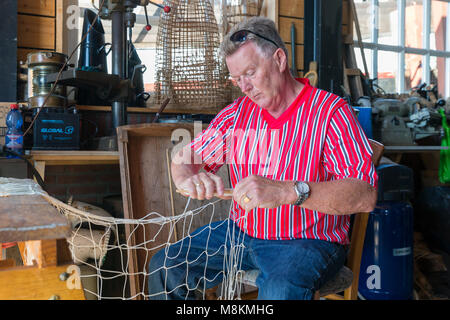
[358,202,414,300]
[358,163,415,300]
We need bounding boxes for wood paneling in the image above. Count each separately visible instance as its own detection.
[285,43,304,72]
[279,0,304,18]
[18,0,56,17]
[278,0,305,73]
[277,0,351,74]
[279,17,304,44]
[17,14,55,49]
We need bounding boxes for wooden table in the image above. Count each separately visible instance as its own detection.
[0,194,71,243]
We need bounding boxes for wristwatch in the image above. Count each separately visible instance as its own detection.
[293,181,311,206]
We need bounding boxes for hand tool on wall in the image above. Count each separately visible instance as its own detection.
[152,97,171,123]
[290,22,298,77]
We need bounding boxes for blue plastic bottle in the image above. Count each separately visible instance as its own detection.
[5,104,24,158]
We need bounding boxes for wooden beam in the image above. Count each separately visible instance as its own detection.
[20,239,58,268]
[56,0,64,53]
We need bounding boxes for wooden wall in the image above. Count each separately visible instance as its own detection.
[277,0,304,76]
[276,0,352,76]
[16,0,63,64]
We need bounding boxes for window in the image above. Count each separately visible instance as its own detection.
[353,0,450,98]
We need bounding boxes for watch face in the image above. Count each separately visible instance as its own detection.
[294,182,310,206]
[299,182,309,194]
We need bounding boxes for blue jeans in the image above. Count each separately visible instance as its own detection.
[148,219,347,300]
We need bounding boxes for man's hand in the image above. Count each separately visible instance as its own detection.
[177,172,230,200]
[233,175,297,211]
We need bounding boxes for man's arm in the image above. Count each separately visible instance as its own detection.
[303,178,377,214]
[172,144,377,214]
[232,175,377,215]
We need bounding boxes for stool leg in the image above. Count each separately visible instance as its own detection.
[313,291,320,300]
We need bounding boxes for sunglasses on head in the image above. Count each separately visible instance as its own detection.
[230,29,279,49]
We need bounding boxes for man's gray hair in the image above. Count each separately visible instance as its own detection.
[219,17,288,60]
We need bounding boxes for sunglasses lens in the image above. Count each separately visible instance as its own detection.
[230,30,279,49]
[231,30,249,43]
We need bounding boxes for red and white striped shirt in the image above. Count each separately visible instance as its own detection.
[191,78,377,244]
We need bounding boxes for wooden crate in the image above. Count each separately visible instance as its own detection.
[117,123,232,299]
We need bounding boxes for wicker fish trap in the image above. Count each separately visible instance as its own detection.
[153,0,230,112]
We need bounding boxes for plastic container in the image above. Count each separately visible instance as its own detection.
[5,104,24,158]
[358,201,414,300]
[358,163,415,300]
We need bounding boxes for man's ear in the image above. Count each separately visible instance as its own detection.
[272,48,288,73]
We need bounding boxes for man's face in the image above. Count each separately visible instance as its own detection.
[226,42,281,110]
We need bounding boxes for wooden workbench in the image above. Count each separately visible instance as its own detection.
[28,150,120,180]
[0,194,71,242]
[0,192,85,299]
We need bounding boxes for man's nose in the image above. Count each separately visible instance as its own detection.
[239,76,252,93]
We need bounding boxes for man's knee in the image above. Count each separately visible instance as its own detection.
[257,275,315,300]
[149,248,166,272]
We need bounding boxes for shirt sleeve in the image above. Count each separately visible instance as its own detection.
[323,102,378,188]
[189,100,238,174]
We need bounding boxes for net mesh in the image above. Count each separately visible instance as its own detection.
[43,194,248,300]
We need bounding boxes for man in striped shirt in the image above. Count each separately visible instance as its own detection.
[148,17,377,300]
